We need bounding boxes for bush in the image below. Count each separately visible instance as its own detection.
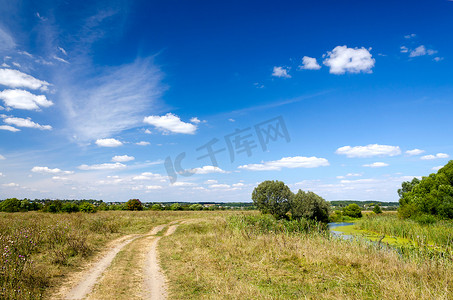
[252,180,292,219]
[343,204,362,218]
[189,204,203,211]
[126,199,143,211]
[170,203,182,211]
[0,198,21,212]
[291,190,330,223]
[151,204,162,211]
[79,202,96,213]
[372,204,382,214]
[61,203,79,213]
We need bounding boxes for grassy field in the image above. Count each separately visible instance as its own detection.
[1,210,453,299]
[160,212,453,299]
[0,210,203,299]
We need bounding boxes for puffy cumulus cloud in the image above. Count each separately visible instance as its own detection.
[144,113,197,134]
[136,141,150,146]
[0,125,20,132]
[272,66,291,78]
[0,68,50,91]
[363,162,389,168]
[239,156,329,171]
[189,166,227,174]
[299,56,321,70]
[323,46,375,74]
[409,45,437,58]
[112,155,135,162]
[95,138,123,147]
[3,117,52,130]
[0,89,53,110]
[421,153,449,160]
[78,162,126,170]
[406,149,425,156]
[336,144,401,158]
[190,117,201,124]
[31,166,74,175]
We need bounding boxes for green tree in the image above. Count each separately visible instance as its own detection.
[79,202,96,213]
[372,204,382,214]
[189,204,203,211]
[126,199,143,211]
[0,198,22,212]
[343,204,362,218]
[151,204,162,211]
[290,190,330,223]
[252,180,293,219]
[61,202,80,213]
[398,161,453,219]
[170,203,182,211]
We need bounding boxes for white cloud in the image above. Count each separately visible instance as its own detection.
[363,162,389,168]
[112,155,135,162]
[210,184,231,189]
[400,46,409,53]
[132,172,164,181]
[0,154,5,160]
[146,185,162,190]
[0,27,16,51]
[204,179,218,184]
[12,62,21,68]
[239,156,329,171]
[421,153,449,160]
[0,125,20,132]
[52,176,69,181]
[409,45,437,57]
[406,149,425,156]
[58,47,68,56]
[36,12,47,21]
[61,58,164,141]
[299,56,321,70]
[18,51,33,58]
[404,33,416,39]
[95,138,123,147]
[2,183,19,187]
[1,63,9,68]
[346,173,362,177]
[323,46,375,74]
[144,113,197,134]
[228,118,235,122]
[232,182,245,187]
[190,117,201,124]
[432,166,443,171]
[53,55,70,64]
[434,57,444,62]
[136,141,150,146]
[0,68,50,91]
[189,166,227,174]
[0,172,3,176]
[78,162,126,170]
[336,144,401,158]
[0,89,53,110]
[272,66,291,78]
[173,182,196,187]
[3,117,52,130]
[31,166,74,175]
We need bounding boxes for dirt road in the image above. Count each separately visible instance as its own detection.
[59,223,177,300]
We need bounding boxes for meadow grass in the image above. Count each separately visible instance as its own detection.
[355,214,453,260]
[0,210,198,299]
[160,213,453,299]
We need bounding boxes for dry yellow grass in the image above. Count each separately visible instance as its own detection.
[160,214,453,300]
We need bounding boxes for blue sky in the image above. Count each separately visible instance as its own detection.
[0,0,452,202]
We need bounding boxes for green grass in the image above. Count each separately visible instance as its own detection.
[160,213,453,299]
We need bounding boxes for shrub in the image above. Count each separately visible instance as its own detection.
[126,199,143,211]
[79,202,96,213]
[61,203,80,213]
[170,203,182,211]
[290,190,330,223]
[151,204,162,211]
[343,204,362,218]
[189,204,203,211]
[0,198,21,212]
[373,204,382,214]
